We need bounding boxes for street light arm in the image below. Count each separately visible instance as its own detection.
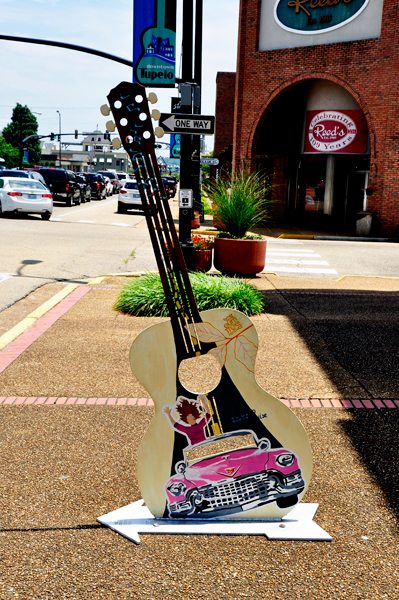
[0,34,133,67]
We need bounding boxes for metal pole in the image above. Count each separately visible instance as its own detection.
[56,110,61,168]
[179,0,196,270]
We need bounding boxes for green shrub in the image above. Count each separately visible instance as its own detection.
[114,272,265,317]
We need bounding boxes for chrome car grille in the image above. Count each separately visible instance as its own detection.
[198,470,303,510]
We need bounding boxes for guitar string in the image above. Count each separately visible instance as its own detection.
[140,152,197,356]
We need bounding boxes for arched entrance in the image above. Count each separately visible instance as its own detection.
[255,79,370,230]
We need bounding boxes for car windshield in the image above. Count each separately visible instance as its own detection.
[9,180,46,190]
[85,174,99,181]
[124,182,139,190]
[99,172,115,179]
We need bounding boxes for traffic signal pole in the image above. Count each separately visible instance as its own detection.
[178,0,203,271]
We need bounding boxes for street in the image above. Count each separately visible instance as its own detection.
[1,196,399,312]
[0,196,157,311]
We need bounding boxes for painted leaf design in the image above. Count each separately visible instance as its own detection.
[208,343,228,368]
[186,322,227,344]
[234,335,257,372]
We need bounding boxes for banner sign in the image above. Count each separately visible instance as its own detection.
[303,110,368,153]
[275,0,369,35]
[133,0,176,87]
[170,134,181,158]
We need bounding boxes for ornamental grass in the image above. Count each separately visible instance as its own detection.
[114,272,265,317]
[207,169,271,239]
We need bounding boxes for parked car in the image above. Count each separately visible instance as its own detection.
[161,177,172,199]
[75,174,91,203]
[82,172,107,200]
[97,171,120,194]
[165,434,305,519]
[0,176,53,219]
[104,176,113,197]
[0,170,48,189]
[163,176,177,198]
[117,180,144,213]
[37,169,81,206]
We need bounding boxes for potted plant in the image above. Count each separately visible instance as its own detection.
[191,210,200,229]
[191,234,214,272]
[208,169,271,276]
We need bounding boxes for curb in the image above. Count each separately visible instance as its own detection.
[0,284,78,351]
[0,396,397,408]
[0,286,91,375]
[278,234,398,242]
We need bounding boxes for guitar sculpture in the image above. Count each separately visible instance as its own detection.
[105,82,313,520]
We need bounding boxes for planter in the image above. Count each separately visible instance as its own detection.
[194,249,213,272]
[214,237,267,276]
[191,215,200,229]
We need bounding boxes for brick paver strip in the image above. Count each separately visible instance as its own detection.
[0,286,91,375]
[0,396,398,408]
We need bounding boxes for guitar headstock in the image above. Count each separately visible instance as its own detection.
[101,82,164,157]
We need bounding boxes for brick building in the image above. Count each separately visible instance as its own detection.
[215,0,399,235]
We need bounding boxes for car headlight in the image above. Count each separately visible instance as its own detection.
[275,453,295,467]
[167,482,187,496]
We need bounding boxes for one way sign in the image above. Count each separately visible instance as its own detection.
[159,113,215,136]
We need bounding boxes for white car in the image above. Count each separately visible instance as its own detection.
[104,176,113,197]
[117,180,144,213]
[0,177,53,220]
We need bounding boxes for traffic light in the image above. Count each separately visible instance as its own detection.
[104,131,110,141]
[75,130,78,139]
[50,132,55,141]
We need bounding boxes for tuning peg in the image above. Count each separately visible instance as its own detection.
[155,127,164,139]
[112,138,122,149]
[106,120,116,132]
[147,93,158,104]
[151,109,161,121]
[100,104,111,116]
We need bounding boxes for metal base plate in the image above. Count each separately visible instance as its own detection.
[98,500,332,544]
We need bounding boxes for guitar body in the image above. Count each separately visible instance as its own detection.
[131,308,313,519]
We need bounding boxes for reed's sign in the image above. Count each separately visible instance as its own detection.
[274,0,369,33]
[303,110,368,153]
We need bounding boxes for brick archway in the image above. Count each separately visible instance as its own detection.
[243,73,375,171]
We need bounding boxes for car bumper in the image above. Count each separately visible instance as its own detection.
[2,197,53,214]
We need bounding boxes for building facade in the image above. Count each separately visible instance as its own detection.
[219,0,399,235]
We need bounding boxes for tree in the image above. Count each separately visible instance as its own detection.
[0,137,19,167]
[2,104,41,167]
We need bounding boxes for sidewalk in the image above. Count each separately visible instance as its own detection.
[0,272,398,598]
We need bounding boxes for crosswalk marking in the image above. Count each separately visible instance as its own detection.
[264,241,337,275]
[266,258,329,265]
[112,222,129,227]
[78,220,96,224]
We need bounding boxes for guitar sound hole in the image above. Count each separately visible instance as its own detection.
[178,355,222,394]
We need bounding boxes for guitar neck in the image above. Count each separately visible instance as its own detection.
[107,82,203,362]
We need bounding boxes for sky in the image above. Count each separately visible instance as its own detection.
[0,0,240,157]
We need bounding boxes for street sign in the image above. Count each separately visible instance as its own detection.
[160,113,215,135]
[179,189,193,208]
[200,158,219,166]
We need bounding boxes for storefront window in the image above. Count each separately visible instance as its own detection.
[297,155,327,213]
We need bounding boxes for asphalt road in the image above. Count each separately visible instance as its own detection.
[1,195,399,311]
[0,195,157,311]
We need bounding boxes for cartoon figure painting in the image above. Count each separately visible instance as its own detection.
[162,395,212,447]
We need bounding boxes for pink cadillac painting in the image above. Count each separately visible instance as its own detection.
[162,395,305,519]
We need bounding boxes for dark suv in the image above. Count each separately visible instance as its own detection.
[82,172,107,200]
[163,176,177,198]
[97,171,120,194]
[37,169,81,206]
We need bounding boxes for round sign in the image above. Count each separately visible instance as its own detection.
[308,111,357,152]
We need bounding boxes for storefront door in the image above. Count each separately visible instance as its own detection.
[345,171,368,225]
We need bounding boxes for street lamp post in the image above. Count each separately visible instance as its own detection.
[56,110,61,168]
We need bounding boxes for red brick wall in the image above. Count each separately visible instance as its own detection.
[214,72,236,158]
[233,0,399,235]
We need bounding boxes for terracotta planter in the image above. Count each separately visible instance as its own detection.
[191,215,200,229]
[214,238,267,276]
[194,249,213,272]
